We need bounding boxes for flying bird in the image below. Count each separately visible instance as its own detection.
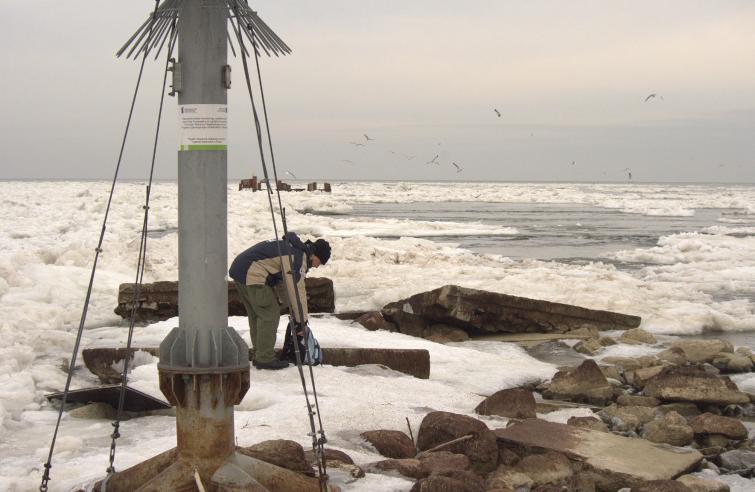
[349,141,365,147]
[451,162,463,173]
[494,108,501,118]
[284,170,297,179]
[571,160,576,166]
[341,159,354,164]
[623,167,632,181]
[363,134,374,141]
[644,93,664,102]
[426,154,440,165]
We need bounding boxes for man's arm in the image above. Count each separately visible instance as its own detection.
[281,255,309,323]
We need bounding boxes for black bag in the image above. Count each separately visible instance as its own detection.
[280,320,322,366]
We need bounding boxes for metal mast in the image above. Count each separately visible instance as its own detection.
[98,1,328,490]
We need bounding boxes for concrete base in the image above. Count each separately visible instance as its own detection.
[95,449,335,491]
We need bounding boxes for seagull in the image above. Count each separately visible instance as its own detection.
[451,162,463,173]
[494,108,501,118]
[644,93,664,102]
[363,134,374,141]
[349,141,365,147]
[284,170,297,179]
[571,160,576,166]
[426,154,440,165]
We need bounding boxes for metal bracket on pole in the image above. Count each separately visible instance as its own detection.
[222,65,232,89]
[168,58,182,97]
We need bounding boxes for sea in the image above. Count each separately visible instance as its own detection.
[0,180,754,491]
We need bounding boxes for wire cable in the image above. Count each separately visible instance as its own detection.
[38,1,162,490]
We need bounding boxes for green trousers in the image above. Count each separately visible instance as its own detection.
[234,281,281,363]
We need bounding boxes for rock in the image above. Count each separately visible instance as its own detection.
[416,411,497,474]
[494,419,703,489]
[616,395,660,407]
[668,340,734,364]
[566,326,600,338]
[498,447,520,466]
[718,449,755,474]
[700,435,731,448]
[656,403,701,419]
[568,416,609,432]
[601,365,624,383]
[657,347,689,365]
[431,470,485,490]
[81,347,159,384]
[474,388,536,419]
[368,458,424,479]
[642,411,694,446]
[418,451,471,476]
[423,324,469,343]
[116,278,335,322]
[238,440,311,474]
[602,356,643,372]
[410,475,483,492]
[354,311,396,332]
[633,480,692,491]
[574,338,603,356]
[619,328,658,345]
[599,404,655,431]
[380,285,641,336]
[688,413,748,441]
[68,402,118,420]
[360,430,416,459]
[642,366,750,406]
[304,448,354,466]
[485,466,534,490]
[676,475,730,492]
[712,353,753,373]
[599,336,618,346]
[543,359,615,406]
[513,451,573,486]
[627,365,666,390]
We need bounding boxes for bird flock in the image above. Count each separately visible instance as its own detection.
[309,93,666,182]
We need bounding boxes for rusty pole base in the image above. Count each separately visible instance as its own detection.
[94,448,337,491]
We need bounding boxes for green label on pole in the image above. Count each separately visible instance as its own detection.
[179,104,228,151]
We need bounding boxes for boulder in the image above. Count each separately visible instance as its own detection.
[567,416,609,432]
[599,404,655,432]
[360,430,416,459]
[513,451,573,486]
[368,458,424,479]
[494,419,703,489]
[642,411,694,446]
[543,359,615,406]
[574,338,603,356]
[657,347,689,365]
[238,440,311,474]
[354,311,396,332]
[380,285,641,335]
[81,347,159,384]
[676,475,730,492]
[633,480,692,492]
[485,466,534,490]
[688,413,748,441]
[668,340,734,364]
[602,356,643,372]
[712,353,753,373]
[474,388,536,419]
[418,451,470,475]
[423,324,469,343]
[642,366,750,406]
[410,475,482,492]
[304,448,354,466]
[627,365,666,390]
[416,411,497,474]
[656,403,701,419]
[718,449,755,475]
[616,395,660,407]
[619,328,658,345]
[600,336,618,346]
[116,278,335,322]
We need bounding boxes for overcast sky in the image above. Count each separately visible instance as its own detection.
[1,0,754,182]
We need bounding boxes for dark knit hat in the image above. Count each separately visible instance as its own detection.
[312,239,331,265]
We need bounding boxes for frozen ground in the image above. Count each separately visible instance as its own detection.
[0,180,754,490]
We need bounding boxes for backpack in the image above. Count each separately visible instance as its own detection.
[281,320,322,366]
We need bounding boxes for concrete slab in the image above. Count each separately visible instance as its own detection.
[495,419,702,487]
[83,347,430,381]
[46,385,171,412]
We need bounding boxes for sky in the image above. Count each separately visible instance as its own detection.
[1,0,754,182]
